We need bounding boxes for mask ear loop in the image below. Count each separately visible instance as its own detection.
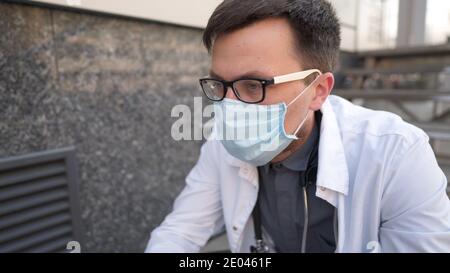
[292,111,311,137]
[287,73,321,107]
[287,74,321,137]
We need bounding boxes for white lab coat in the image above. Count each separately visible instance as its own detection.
[146,95,450,253]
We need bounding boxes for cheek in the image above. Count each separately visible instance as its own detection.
[259,88,281,105]
[308,89,326,111]
[285,90,314,120]
[286,101,306,119]
[263,83,303,105]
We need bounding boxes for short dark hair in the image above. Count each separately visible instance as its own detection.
[203,0,341,73]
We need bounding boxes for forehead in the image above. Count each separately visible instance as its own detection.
[210,17,302,80]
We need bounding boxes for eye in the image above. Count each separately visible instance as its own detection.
[206,81,221,90]
[244,81,260,91]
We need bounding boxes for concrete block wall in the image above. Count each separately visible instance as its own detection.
[0,2,209,252]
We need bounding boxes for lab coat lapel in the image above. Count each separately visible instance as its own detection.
[316,98,350,201]
[317,97,351,253]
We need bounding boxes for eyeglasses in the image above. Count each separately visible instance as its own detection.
[199,69,321,104]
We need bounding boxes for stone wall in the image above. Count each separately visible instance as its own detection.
[0,2,210,252]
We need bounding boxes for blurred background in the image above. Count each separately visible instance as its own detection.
[0,0,449,253]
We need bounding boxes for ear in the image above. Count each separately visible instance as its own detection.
[309,72,334,111]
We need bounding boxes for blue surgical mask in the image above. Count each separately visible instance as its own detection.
[213,80,317,166]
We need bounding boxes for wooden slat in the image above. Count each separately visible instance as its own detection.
[0,147,83,253]
[0,224,72,253]
[437,155,450,167]
[0,213,71,244]
[0,175,67,202]
[334,90,450,102]
[339,66,447,76]
[0,161,66,188]
[25,236,72,253]
[355,44,450,58]
[0,188,68,217]
[0,201,69,230]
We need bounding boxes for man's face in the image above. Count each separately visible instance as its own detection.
[210,17,331,136]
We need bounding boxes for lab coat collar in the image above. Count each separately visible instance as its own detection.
[224,152,259,185]
[316,97,349,196]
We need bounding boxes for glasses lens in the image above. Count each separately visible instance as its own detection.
[233,80,264,103]
[200,79,225,101]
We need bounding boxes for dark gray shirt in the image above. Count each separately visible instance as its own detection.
[257,111,336,253]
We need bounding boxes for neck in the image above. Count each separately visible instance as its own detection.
[271,113,316,164]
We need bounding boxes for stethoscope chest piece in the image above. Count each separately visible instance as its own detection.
[250,239,270,253]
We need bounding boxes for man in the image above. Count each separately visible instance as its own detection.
[146,0,450,253]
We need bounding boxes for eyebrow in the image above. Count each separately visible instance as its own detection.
[209,70,273,81]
